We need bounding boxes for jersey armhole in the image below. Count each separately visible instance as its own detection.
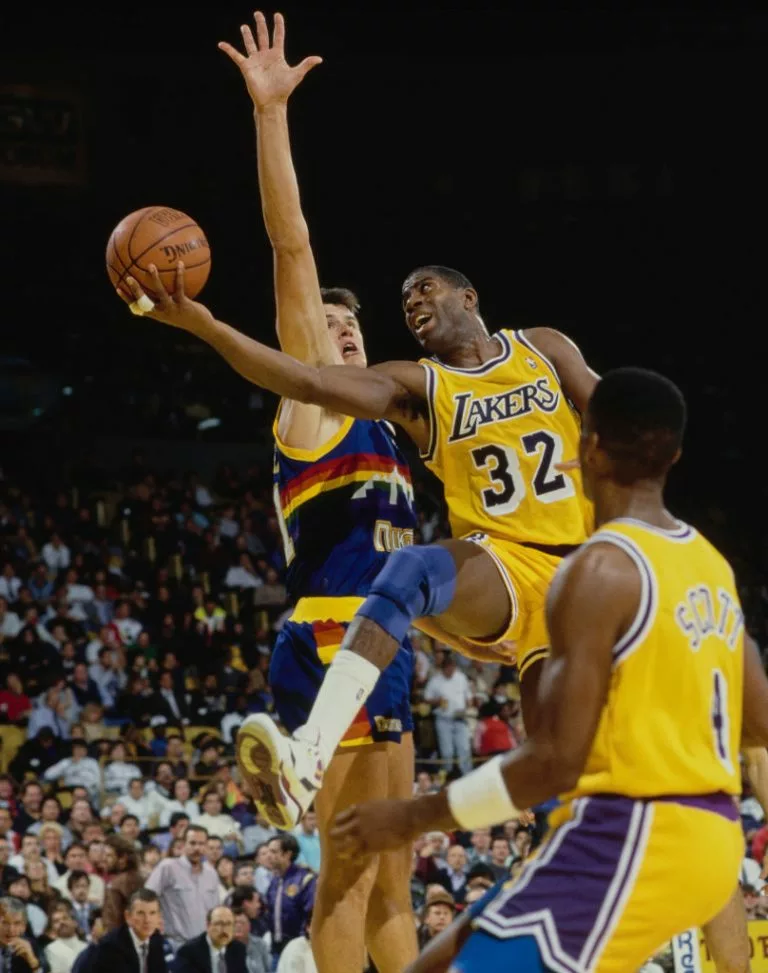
[583,531,659,668]
[273,400,355,462]
[418,363,439,462]
[513,329,564,387]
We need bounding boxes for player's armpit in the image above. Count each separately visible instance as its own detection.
[495,542,640,808]
[741,636,768,748]
[522,326,599,414]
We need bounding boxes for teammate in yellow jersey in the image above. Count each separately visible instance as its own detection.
[331,366,768,973]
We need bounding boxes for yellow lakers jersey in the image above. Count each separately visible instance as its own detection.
[568,518,744,801]
[419,329,591,547]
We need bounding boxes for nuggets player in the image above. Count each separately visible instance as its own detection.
[125,11,599,835]
[331,367,768,973]
[216,14,503,973]
[216,15,418,973]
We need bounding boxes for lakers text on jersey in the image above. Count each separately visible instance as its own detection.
[420,330,593,669]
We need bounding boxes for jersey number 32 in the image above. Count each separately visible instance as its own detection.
[471,430,575,516]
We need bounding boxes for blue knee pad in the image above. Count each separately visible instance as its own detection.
[357,545,457,645]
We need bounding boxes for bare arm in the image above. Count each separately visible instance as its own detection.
[741,635,768,748]
[219,15,334,367]
[331,543,639,849]
[523,327,599,415]
[124,267,429,443]
[744,746,768,817]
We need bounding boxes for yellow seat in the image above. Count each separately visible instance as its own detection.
[0,725,26,774]
[183,725,222,744]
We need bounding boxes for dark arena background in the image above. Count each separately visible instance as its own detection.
[2,3,767,687]
[1,3,767,966]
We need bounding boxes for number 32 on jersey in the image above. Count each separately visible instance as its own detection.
[471,429,575,515]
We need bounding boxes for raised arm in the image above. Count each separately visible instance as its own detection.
[522,327,600,415]
[124,267,429,446]
[219,13,335,367]
[330,543,639,852]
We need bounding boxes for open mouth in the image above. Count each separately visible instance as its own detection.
[342,341,359,360]
[413,313,434,338]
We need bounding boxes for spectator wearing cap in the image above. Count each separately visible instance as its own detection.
[417,886,456,950]
[43,740,101,802]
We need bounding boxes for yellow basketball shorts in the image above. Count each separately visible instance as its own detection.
[463,532,567,678]
[463,793,742,973]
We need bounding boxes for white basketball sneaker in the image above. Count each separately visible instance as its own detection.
[235,714,325,829]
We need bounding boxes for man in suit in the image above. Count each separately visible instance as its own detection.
[74,888,167,973]
[0,897,45,972]
[173,906,247,973]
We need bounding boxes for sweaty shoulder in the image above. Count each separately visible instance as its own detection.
[519,327,599,414]
[547,540,643,651]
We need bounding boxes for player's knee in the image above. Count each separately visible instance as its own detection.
[358,545,457,645]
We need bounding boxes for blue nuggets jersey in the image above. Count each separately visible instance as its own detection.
[273,413,418,599]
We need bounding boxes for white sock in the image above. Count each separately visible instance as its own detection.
[297,650,381,766]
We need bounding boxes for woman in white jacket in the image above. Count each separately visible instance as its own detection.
[157,777,200,828]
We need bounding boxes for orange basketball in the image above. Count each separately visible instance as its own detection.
[106,206,211,302]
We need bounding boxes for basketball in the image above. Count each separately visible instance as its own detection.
[106,206,211,302]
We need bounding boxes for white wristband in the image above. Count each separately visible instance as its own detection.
[447,754,517,831]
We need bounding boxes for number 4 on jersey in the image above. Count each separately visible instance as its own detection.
[471,430,576,516]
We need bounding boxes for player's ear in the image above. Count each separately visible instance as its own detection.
[670,447,682,467]
[463,288,478,310]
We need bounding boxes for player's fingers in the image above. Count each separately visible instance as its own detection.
[240,24,258,57]
[125,277,155,316]
[174,260,187,300]
[217,41,246,66]
[254,10,269,50]
[294,56,323,81]
[332,805,358,829]
[273,11,285,51]
[147,265,172,308]
[555,458,580,471]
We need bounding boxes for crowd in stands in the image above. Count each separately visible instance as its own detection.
[0,455,765,972]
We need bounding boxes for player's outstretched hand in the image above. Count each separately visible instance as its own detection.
[331,799,422,858]
[218,11,322,112]
[124,262,216,335]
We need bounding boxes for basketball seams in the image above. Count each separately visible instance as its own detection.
[106,207,210,301]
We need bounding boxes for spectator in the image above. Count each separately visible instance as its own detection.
[10,733,62,784]
[150,812,189,856]
[39,822,68,876]
[68,870,97,936]
[144,825,220,950]
[466,828,492,866]
[0,674,32,724]
[14,783,46,838]
[28,798,74,851]
[229,887,269,940]
[416,886,456,950]
[437,845,469,905]
[80,889,167,973]
[156,779,198,829]
[43,740,101,801]
[44,900,88,973]
[102,837,142,932]
[293,810,320,875]
[241,816,277,859]
[265,835,315,963]
[424,651,474,776]
[0,895,44,972]
[233,910,271,973]
[194,792,241,854]
[54,844,105,906]
[174,905,247,973]
[5,876,47,939]
[102,742,142,796]
[487,836,512,882]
